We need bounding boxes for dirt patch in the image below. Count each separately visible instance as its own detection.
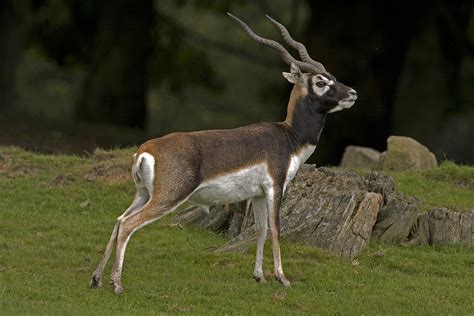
[53,174,77,187]
[91,148,129,161]
[0,153,11,174]
[84,160,131,184]
[169,304,193,313]
[81,148,135,184]
[273,290,287,301]
[0,153,38,178]
[213,258,237,269]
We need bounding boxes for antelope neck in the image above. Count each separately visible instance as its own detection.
[284,95,326,147]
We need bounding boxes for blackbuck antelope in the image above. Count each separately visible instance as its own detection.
[90,13,357,294]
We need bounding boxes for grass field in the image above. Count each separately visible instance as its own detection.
[1,147,473,314]
[386,161,474,212]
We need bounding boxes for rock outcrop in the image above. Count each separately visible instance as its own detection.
[377,136,438,171]
[340,146,381,170]
[172,164,472,258]
[173,166,385,259]
[408,208,473,246]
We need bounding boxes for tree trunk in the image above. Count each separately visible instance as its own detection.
[303,0,428,165]
[392,0,474,162]
[76,0,154,128]
[0,1,24,111]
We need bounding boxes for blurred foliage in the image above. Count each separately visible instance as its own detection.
[27,0,227,99]
[15,49,81,119]
[1,0,473,163]
[28,0,101,65]
[151,12,223,94]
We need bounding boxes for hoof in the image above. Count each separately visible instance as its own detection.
[276,275,291,287]
[253,273,267,284]
[90,273,103,288]
[111,277,124,294]
[114,285,124,295]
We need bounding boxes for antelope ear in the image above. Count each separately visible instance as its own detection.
[283,63,303,84]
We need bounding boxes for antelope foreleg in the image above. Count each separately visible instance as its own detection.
[252,197,268,283]
[266,189,290,287]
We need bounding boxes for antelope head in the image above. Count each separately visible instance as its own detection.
[228,13,357,115]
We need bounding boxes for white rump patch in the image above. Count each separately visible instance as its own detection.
[133,152,155,194]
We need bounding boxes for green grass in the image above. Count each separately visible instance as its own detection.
[387,161,474,212]
[1,147,473,314]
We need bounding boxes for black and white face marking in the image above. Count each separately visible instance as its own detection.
[283,63,357,114]
[310,73,357,114]
[311,75,334,96]
[328,87,357,113]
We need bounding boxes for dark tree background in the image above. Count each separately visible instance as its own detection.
[1,0,473,164]
[0,0,27,112]
[76,0,154,128]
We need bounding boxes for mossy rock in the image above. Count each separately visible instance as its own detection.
[340,145,381,169]
[378,136,437,171]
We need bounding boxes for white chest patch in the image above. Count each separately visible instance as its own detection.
[188,163,272,207]
[284,145,316,191]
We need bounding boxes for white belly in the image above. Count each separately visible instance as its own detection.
[188,163,271,206]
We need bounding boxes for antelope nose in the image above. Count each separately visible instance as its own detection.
[349,89,357,96]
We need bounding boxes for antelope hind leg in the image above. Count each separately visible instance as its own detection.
[90,191,148,288]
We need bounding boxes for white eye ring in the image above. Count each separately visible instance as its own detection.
[316,81,327,88]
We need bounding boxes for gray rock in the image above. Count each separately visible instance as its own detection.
[364,171,396,202]
[371,193,419,243]
[172,202,245,236]
[408,208,473,247]
[377,136,438,171]
[340,145,381,169]
[172,164,471,259]
[365,171,419,243]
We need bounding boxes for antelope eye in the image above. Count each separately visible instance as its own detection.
[316,81,327,88]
